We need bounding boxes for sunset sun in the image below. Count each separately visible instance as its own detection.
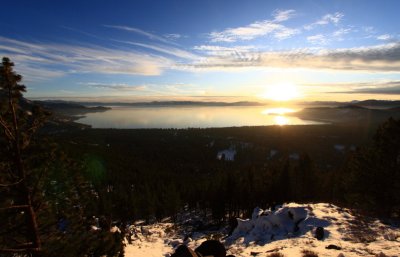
[261,82,300,101]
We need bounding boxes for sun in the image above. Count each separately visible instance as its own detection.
[261,82,300,101]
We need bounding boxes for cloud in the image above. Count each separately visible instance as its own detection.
[335,81,400,94]
[113,40,198,59]
[274,27,300,40]
[80,82,197,96]
[273,9,296,22]
[0,36,175,81]
[307,28,352,45]
[377,34,392,41]
[82,82,147,91]
[304,12,344,30]
[183,42,400,72]
[163,33,184,40]
[193,45,255,56]
[307,34,328,45]
[208,10,299,42]
[307,28,351,45]
[332,28,351,38]
[104,25,176,45]
[316,12,343,25]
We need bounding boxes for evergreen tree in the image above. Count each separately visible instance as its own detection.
[0,57,44,256]
[342,118,400,217]
[0,57,124,256]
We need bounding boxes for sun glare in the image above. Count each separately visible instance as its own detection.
[261,108,295,115]
[274,116,289,125]
[262,82,300,101]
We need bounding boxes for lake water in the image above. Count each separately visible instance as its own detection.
[76,106,324,129]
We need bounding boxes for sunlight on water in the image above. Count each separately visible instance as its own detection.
[77,106,324,129]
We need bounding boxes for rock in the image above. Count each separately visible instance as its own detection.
[170,245,197,257]
[195,240,226,257]
[326,244,342,250]
[315,226,324,240]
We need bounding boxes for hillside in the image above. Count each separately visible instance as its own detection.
[34,100,111,115]
[125,203,400,257]
[291,105,400,125]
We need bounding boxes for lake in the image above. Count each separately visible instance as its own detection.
[76,106,324,129]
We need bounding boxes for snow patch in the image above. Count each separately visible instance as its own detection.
[125,203,400,257]
[217,148,236,161]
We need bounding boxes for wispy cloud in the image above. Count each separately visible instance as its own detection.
[304,12,344,30]
[184,42,400,72]
[104,25,176,45]
[81,82,147,91]
[163,33,184,40]
[273,9,296,22]
[377,34,393,41]
[193,45,255,56]
[335,81,400,94]
[113,40,198,59]
[208,10,299,42]
[307,34,328,45]
[332,28,352,38]
[307,28,352,45]
[79,82,197,96]
[0,36,175,80]
[60,26,105,40]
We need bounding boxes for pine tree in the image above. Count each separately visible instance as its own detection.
[0,57,124,256]
[342,118,400,217]
[0,57,44,256]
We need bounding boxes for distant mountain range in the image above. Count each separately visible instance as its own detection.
[31,99,400,126]
[64,100,265,107]
[31,99,400,108]
[33,100,111,115]
[298,99,400,108]
[292,103,400,124]
[350,99,400,107]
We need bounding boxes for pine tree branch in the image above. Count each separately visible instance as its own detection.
[0,178,24,187]
[0,115,14,141]
[0,204,29,211]
[0,247,40,253]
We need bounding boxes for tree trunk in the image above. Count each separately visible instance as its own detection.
[9,91,42,256]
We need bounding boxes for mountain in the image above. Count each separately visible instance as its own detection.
[298,100,400,108]
[68,100,265,107]
[356,99,400,107]
[34,100,111,115]
[291,105,400,125]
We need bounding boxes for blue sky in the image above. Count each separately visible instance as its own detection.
[1,0,400,102]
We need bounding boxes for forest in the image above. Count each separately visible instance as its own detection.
[1,57,400,256]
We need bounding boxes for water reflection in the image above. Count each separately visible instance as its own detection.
[77,106,323,129]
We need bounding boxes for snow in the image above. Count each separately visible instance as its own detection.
[124,203,400,257]
[334,144,346,152]
[217,149,236,161]
[269,150,278,159]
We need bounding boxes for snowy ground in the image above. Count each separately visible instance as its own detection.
[124,203,400,257]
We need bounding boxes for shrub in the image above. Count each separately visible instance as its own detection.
[302,249,319,257]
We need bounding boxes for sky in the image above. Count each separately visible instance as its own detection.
[1,0,400,102]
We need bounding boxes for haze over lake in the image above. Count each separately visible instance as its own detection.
[76,106,324,128]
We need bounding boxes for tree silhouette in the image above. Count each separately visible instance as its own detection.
[0,57,124,257]
[342,118,400,216]
[0,57,46,256]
